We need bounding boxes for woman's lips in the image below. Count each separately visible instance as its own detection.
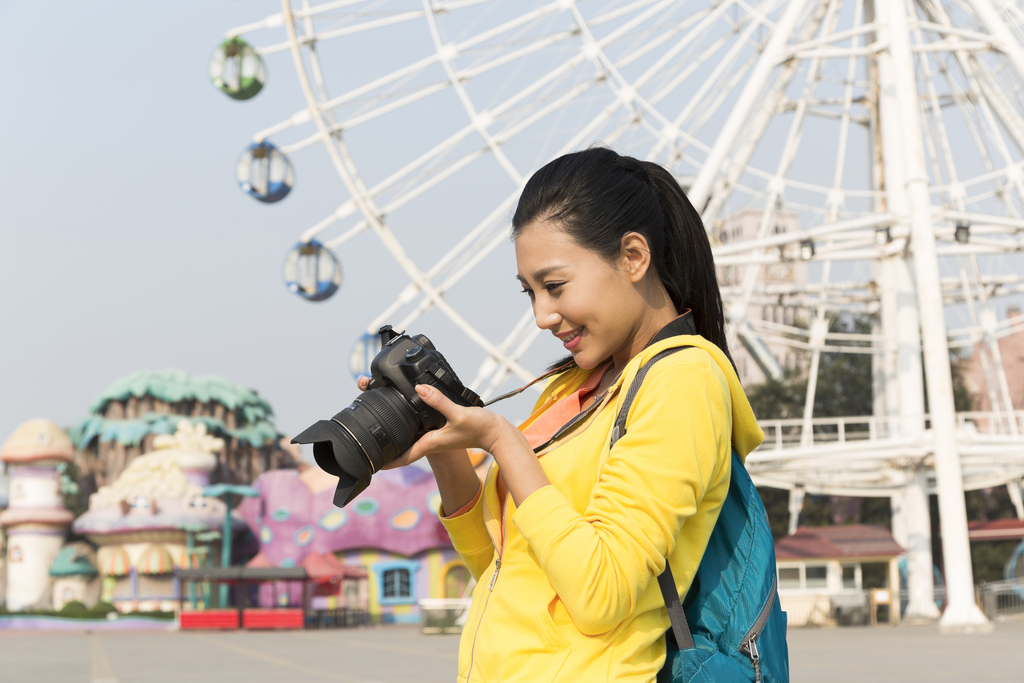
[562,327,583,350]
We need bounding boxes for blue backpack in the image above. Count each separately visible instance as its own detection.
[611,349,790,683]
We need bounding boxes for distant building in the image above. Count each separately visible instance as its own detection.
[775,524,903,627]
[0,419,76,611]
[73,421,242,613]
[238,466,470,624]
[49,543,100,610]
[70,369,298,498]
[963,305,1024,412]
[716,208,809,386]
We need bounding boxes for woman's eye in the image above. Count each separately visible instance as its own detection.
[544,282,564,292]
[520,288,533,296]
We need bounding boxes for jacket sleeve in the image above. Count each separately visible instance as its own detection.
[511,357,732,635]
[439,483,495,582]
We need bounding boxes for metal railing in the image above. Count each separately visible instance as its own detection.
[418,598,472,634]
[980,580,1024,621]
[781,588,949,627]
[757,411,1024,450]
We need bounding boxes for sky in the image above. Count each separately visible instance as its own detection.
[0,1,551,455]
[3,0,1023,462]
[0,1,399,449]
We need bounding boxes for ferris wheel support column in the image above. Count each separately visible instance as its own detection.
[882,0,991,632]
[871,0,938,620]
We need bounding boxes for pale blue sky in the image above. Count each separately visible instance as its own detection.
[3,0,1022,457]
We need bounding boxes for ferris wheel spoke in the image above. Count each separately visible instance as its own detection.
[261,10,428,55]
[469,308,545,398]
[279,0,535,384]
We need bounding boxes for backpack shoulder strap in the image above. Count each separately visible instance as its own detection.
[609,346,695,650]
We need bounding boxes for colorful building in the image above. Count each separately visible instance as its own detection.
[238,465,471,624]
[0,419,76,611]
[73,421,244,613]
[50,543,100,610]
[70,369,296,499]
[776,524,904,627]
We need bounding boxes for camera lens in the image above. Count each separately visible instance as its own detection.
[297,386,421,507]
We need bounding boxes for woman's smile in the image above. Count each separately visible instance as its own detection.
[557,327,583,349]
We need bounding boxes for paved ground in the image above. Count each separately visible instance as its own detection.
[0,620,1022,683]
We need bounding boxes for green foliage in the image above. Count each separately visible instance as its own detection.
[0,601,170,620]
[971,540,1019,584]
[55,461,87,517]
[90,601,118,616]
[59,601,89,617]
[747,314,973,538]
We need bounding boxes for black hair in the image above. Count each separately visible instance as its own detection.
[511,147,734,369]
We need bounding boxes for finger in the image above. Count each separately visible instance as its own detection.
[357,376,371,391]
[415,384,459,419]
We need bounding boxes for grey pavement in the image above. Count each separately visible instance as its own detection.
[0,620,1022,683]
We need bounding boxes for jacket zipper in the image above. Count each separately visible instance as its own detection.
[738,575,777,683]
[466,490,510,683]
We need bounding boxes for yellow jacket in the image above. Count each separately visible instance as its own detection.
[440,332,764,683]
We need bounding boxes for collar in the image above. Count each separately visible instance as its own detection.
[647,310,697,347]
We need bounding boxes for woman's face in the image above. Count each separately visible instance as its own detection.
[515,221,648,370]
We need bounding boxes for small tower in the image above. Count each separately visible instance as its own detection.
[0,419,75,611]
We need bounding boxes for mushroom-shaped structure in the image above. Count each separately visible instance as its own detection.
[208,37,266,100]
[73,421,246,613]
[236,141,293,203]
[238,466,467,622]
[0,419,75,611]
[282,240,342,302]
[50,542,100,610]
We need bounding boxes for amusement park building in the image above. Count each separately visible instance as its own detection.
[72,421,245,613]
[237,465,471,624]
[69,370,297,498]
[0,420,77,611]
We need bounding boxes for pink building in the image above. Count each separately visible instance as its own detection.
[964,306,1024,412]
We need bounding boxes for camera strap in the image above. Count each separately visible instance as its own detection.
[480,360,577,408]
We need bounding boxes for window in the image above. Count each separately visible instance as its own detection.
[9,545,22,563]
[383,569,410,599]
[372,559,418,605]
[842,565,859,590]
[805,565,828,589]
[779,567,801,590]
[444,565,472,599]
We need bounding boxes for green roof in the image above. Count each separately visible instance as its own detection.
[49,546,98,577]
[69,369,280,449]
[88,369,274,420]
[69,413,279,450]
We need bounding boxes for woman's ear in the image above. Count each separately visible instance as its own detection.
[618,232,653,283]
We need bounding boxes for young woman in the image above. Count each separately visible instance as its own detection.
[364,147,764,682]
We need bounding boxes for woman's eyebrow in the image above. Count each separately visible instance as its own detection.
[530,266,568,280]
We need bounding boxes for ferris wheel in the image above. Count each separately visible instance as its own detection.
[212,0,1024,630]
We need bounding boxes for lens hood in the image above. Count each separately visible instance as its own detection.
[292,421,372,507]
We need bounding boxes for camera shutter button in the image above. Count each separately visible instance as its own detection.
[405,346,425,361]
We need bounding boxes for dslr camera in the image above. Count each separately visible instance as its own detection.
[293,325,483,507]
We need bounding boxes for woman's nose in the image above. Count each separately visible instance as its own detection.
[534,301,561,331]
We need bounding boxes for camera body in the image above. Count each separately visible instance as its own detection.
[293,326,483,508]
[368,325,485,432]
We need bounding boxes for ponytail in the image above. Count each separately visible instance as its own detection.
[512,147,734,368]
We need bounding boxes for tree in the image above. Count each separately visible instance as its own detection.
[747,314,978,546]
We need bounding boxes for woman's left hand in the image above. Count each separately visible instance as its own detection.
[381,384,510,469]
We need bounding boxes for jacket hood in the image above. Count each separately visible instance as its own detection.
[636,333,764,461]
